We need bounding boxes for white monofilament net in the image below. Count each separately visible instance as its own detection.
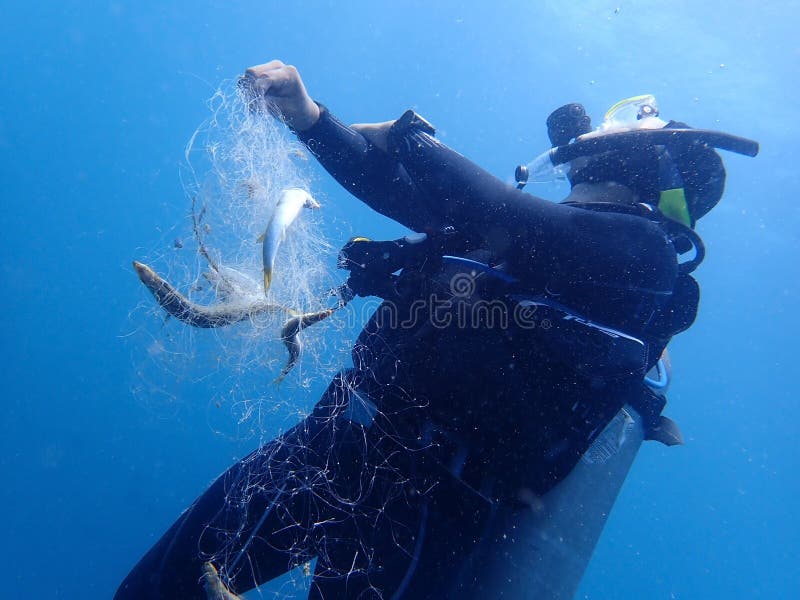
[130,81,350,437]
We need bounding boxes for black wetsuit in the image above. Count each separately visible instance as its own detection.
[116,106,699,599]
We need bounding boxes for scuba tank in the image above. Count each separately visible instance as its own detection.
[441,355,676,599]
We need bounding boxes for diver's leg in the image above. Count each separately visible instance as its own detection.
[306,431,428,599]
[301,442,496,600]
[385,457,495,600]
[115,373,360,600]
[114,426,318,599]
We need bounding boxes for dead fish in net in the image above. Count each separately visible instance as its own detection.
[275,307,337,383]
[134,261,295,328]
[257,187,320,294]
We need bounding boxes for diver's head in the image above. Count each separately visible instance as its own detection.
[561,95,666,209]
[519,98,755,225]
[554,95,726,227]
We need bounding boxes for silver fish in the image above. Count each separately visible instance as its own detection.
[257,188,320,294]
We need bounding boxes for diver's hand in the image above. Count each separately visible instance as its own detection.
[243,60,320,131]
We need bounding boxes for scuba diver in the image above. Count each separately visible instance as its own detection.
[115,61,758,599]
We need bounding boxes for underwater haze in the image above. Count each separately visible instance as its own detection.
[1,1,797,598]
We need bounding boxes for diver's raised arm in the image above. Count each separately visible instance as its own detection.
[243,60,437,232]
[295,106,442,232]
[387,122,678,297]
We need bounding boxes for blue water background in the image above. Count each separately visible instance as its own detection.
[1,1,797,598]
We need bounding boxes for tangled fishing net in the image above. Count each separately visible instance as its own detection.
[129,82,350,436]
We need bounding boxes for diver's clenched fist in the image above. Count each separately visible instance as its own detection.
[242,60,320,131]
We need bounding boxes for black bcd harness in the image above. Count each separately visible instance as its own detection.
[335,204,701,448]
